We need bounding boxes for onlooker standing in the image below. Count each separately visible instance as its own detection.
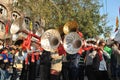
[112,41,120,80]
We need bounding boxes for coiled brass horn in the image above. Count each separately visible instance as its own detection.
[63,21,78,35]
[63,32,82,54]
[40,29,61,52]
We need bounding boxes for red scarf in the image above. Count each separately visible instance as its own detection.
[96,49,103,61]
[57,44,66,56]
[35,52,40,61]
[78,46,93,55]
[31,52,35,62]
[25,55,29,65]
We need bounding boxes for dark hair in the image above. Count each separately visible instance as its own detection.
[9,47,15,51]
[98,40,105,46]
[14,39,23,46]
[3,47,8,50]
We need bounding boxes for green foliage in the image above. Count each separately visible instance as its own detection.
[14,0,111,38]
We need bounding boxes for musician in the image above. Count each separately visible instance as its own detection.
[84,39,98,80]
[50,50,63,80]
[40,50,51,80]
[98,40,110,80]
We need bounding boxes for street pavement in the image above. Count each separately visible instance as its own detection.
[8,76,88,80]
[35,76,88,80]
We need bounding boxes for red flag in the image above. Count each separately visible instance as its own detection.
[22,33,31,50]
[115,16,119,32]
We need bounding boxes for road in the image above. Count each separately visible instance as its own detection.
[8,76,88,80]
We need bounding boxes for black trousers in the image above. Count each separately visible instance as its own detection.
[68,67,79,80]
[29,62,36,80]
[50,74,60,80]
[78,65,85,80]
[40,65,50,80]
[85,65,97,80]
[97,71,110,80]
[61,62,69,80]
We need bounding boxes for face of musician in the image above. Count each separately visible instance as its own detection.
[98,40,106,50]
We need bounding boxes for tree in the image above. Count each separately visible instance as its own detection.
[14,0,111,38]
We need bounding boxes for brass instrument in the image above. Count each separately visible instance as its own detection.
[63,21,78,34]
[63,32,82,54]
[40,29,61,52]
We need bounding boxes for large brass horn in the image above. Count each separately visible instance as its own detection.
[40,29,61,52]
[63,21,78,34]
[63,32,82,54]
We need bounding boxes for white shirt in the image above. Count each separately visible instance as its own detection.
[99,52,107,71]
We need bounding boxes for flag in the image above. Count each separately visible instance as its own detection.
[115,16,119,32]
[22,33,31,50]
[30,21,33,31]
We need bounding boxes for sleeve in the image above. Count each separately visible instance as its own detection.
[103,50,111,59]
[2,54,7,60]
[89,50,97,59]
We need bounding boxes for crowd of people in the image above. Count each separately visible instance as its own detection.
[0,34,120,80]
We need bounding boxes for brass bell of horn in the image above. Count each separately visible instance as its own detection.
[40,29,62,52]
[63,21,78,35]
[63,32,82,54]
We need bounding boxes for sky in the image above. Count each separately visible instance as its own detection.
[99,0,120,38]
